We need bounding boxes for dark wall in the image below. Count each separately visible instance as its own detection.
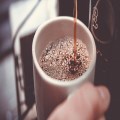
[59,0,89,26]
[59,0,120,120]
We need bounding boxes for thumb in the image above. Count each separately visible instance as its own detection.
[48,83,110,120]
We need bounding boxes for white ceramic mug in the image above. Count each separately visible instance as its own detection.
[32,16,96,120]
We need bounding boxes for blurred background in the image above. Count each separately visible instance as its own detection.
[0,0,120,120]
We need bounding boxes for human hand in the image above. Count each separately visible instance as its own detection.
[48,83,110,120]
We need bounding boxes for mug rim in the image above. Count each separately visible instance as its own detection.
[32,16,96,87]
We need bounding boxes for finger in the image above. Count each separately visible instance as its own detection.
[68,83,110,119]
[48,83,110,120]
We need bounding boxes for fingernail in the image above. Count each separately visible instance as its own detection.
[97,87,110,105]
